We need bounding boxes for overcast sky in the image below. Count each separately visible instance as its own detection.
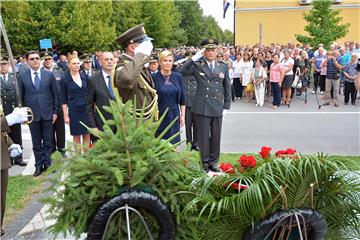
[198,0,234,32]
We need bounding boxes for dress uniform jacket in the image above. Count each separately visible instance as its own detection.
[183,74,197,108]
[1,73,18,115]
[180,59,231,117]
[1,117,12,170]
[114,53,157,118]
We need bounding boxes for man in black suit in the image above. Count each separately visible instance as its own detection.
[87,51,116,132]
[179,39,231,173]
[18,50,60,177]
[41,52,66,154]
[0,56,26,166]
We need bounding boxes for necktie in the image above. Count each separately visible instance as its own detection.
[107,76,115,99]
[87,70,91,77]
[209,64,214,73]
[34,72,41,90]
[1,75,6,83]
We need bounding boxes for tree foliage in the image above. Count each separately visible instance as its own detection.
[295,0,351,49]
[1,0,230,55]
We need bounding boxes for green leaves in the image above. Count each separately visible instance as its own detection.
[296,0,351,49]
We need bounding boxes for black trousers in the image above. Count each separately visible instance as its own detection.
[9,123,22,147]
[185,106,198,148]
[29,119,53,168]
[344,81,357,104]
[194,113,222,168]
[52,111,65,153]
[233,78,243,98]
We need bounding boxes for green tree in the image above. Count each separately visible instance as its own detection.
[175,0,204,46]
[48,0,116,52]
[295,0,350,49]
[1,1,34,55]
[202,15,223,43]
[222,30,234,46]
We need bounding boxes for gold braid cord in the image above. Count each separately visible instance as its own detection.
[111,65,159,121]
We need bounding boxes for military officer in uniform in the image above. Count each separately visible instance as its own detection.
[148,55,159,75]
[0,56,26,166]
[80,54,97,78]
[180,39,231,172]
[1,106,28,236]
[41,52,66,154]
[181,51,199,151]
[114,24,158,120]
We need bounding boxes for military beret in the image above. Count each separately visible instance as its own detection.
[0,55,9,64]
[201,38,218,49]
[115,24,153,47]
[41,51,53,60]
[149,55,158,63]
[80,54,92,63]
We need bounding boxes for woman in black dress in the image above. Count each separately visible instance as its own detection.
[61,55,90,153]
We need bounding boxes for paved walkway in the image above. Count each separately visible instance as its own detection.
[3,92,359,239]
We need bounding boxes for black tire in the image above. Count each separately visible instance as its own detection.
[87,190,176,240]
[243,208,327,240]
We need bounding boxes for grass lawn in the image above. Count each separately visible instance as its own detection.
[4,175,45,224]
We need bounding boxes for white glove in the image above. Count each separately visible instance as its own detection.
[5,107,28,126]
[192,49,205,61]
[134,40,153,56]
[222,109,228,117]
[9,144,22,158]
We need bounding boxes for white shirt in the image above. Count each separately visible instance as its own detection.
[232,60,242,78]
[1,73,9,82]
[281,57,294,76]
[102,71,111,88]
[205,60,215,71]
[30,68,41,86]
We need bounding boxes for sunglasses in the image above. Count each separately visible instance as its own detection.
[28,57,40,61]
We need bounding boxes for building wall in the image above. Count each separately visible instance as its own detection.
[234,0,360,46]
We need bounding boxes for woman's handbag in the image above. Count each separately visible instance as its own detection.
[292,75,302,89]
[245,83,254,92]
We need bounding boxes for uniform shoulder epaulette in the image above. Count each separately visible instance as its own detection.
[218,60,227,65]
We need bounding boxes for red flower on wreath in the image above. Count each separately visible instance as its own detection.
[275,148,297,158]
[238,155,257,168]
[219,162,235,174]
[232,182,249,190]
[259,146,272,159]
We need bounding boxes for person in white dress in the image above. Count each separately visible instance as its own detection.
[240,52,254,102]
[251,59,268,107]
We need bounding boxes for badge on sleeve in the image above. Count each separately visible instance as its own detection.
[219,72,224,78]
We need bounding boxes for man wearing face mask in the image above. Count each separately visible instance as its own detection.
[179,39,231,173]
[114,24,158,120]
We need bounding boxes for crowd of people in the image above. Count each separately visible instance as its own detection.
[1,21,360,235]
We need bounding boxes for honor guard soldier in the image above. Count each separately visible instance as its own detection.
[1,106,28,236]
[41,51,66,154]
[179,39,231,173]
[114,24,158,120]
[0,55,26,166]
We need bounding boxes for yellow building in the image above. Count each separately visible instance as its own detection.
[234,0,360,46]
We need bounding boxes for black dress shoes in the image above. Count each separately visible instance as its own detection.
[1,229,5,236]
[209,165,221,172]
[13,158,27,166]
[42,165,49,172]
[33,167,42,177]
[191,145,199,151]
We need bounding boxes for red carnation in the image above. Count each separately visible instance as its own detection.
[259,146,272,159]
[238,155,257,168]
[219,162,235,174]
[231,182,249,190]
[285,148,297,155]
[275,150,286,158]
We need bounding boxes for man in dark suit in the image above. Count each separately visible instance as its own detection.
[18,50,60,177]
[87,51,116,132]
[180,39,231,172]
[41,51,66,154]
[0,56,26,166]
